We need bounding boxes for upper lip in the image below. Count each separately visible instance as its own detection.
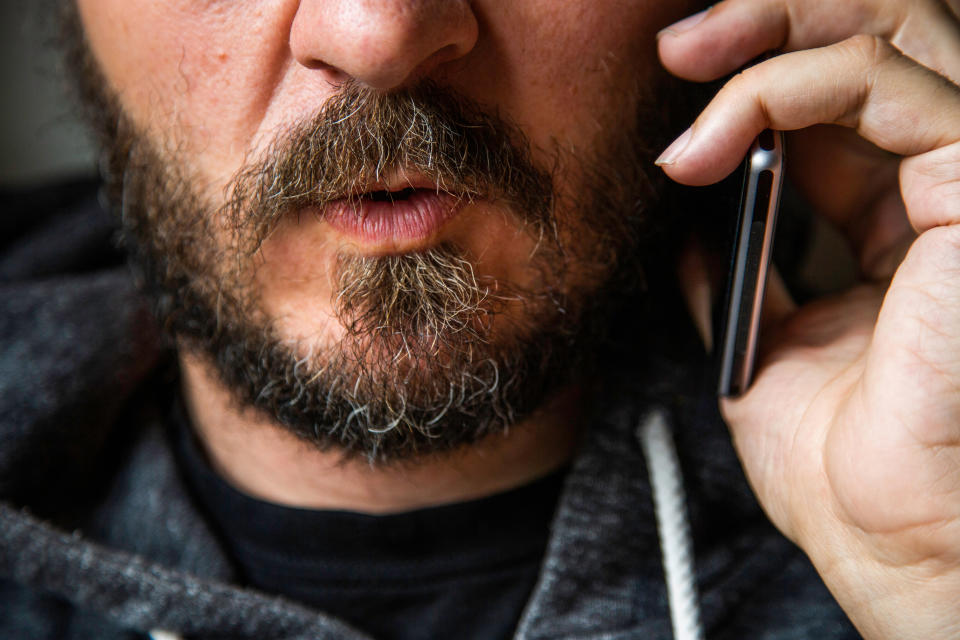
[347,170,442,197]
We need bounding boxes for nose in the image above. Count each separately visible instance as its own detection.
[290,0,479,90]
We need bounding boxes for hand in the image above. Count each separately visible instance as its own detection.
[657,2,960,638]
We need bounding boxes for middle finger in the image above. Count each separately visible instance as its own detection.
[658,0,960,84]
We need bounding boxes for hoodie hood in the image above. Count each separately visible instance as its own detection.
[0,181,856,639]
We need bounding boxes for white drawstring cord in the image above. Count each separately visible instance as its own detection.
[639,410,705,640]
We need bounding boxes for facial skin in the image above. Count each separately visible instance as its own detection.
[70,0,701,505]
[56,1,960,634]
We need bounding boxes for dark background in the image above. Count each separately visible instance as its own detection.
[1,1,96,188]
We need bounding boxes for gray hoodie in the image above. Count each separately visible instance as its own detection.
[0,184,859,639]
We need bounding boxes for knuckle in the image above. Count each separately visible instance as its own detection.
[925,223,960,248]
[736,64,763,87]
[908,224,960,271]
[903,143,960,228]
[837,34,899,68]
[721,65,764,102]
[723,68,750,93]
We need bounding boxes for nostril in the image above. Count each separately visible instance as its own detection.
[298,56,349,81]
[421,43,467,72]
[289,1,478,91]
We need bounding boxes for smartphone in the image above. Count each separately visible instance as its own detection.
[717,129,785,397]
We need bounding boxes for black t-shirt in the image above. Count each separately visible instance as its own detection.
[171,403,566,640]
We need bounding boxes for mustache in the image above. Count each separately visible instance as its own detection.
[224,81,556,250]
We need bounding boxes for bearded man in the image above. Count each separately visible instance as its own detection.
[2,1,959,639]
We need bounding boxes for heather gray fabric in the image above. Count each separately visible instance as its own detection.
[0,184,860,639]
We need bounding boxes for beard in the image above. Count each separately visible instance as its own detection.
[61,6,689,463]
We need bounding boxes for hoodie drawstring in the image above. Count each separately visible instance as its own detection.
[639,410,705,640]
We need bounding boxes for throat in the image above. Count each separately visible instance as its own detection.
[179,351,584,514]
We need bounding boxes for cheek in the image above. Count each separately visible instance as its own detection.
[76,0,299,186]
[471,0,684,157]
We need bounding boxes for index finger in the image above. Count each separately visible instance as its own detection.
[658,0,960,84]
[657,35,960,185]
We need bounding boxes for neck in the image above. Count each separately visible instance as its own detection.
[179,352,583,514]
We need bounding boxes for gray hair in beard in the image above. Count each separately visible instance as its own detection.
[78,77,584,461]
[59,2,672,463]
[226,81,556,255]
[208,83,574,461]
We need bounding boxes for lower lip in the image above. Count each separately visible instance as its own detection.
[318,190,464,246]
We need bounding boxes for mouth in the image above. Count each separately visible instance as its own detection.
[316,174,468,250]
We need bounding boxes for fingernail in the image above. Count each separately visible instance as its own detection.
[655,127,693,166]
[657,7,711,39]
